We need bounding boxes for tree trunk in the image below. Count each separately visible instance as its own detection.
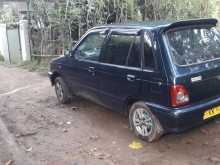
[78,17,81,39]
[40,29,44,56]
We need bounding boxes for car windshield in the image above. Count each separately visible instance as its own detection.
[166,27,220,66]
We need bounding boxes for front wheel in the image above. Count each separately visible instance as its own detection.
[54,77,71,104]
[129,102,163,142]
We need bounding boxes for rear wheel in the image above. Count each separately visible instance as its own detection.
[54,77,71,104]
[129,102,163,142]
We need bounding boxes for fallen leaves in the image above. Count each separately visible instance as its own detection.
[89,135,99,141]
[15,131,38,138]
[71,106,79,111]
[62,128,68,133]
[208,156,220,163]
[88,148,111,160]
[5,160,13,165]
[200,128,210,135]
[185,139,193,144]
[66,121,72,125]
[128,140,143,150]
[25,146,33,152]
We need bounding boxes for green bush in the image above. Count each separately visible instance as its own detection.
[19,58,49,73]
[0,52,4,61]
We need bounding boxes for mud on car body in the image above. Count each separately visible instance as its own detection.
[49,19,220,142]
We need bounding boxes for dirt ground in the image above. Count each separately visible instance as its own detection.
[0,64,220,165]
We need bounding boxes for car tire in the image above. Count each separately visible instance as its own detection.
[54,77,71,104]
[129,102,163,142]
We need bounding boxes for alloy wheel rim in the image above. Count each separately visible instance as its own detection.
[55,81,64,101]
[133,108,154,137]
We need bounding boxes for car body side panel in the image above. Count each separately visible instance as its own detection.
[96,63,142,112]
[49,57,73,88]
[140,30,170,107]
[49,20,220,134]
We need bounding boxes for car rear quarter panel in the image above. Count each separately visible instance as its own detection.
[140,30,170,107]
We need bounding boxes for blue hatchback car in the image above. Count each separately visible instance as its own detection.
[49,19,220,141]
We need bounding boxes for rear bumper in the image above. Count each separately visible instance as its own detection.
[147,96,220,133]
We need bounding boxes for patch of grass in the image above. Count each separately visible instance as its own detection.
[0,53,4,62]
[10,56,59,75]
[18,59,49,73]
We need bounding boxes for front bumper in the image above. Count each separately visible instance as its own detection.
[48,72,54,85]
[147,96,220,133]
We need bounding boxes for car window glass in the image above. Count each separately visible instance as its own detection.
[144,33,155,68]
[75,32,106,61]
[167,27,220,66]
[126,36,141,68]
[102,34,135,65]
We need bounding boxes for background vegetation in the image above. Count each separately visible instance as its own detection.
[0,51,4,62]
[0,0,220,56]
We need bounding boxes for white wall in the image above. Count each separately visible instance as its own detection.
[0,1,28,20]
[0,21,31,63]
[19,20,30,61]
[0,24,10,62]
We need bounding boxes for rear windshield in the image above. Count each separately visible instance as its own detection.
[166,27,220,66]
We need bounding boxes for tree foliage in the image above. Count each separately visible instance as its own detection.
[30,0,216,36]
[27,0,218,55]
[0,0,217,55]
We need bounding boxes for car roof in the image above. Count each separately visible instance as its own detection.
[92,18,218,31]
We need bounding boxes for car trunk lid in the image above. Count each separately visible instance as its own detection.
[177,67,220,104]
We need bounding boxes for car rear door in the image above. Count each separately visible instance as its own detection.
[97,28,143,111]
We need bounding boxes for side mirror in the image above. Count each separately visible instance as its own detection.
[64,49,70,57]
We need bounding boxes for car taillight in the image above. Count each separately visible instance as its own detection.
[170,85,189,107]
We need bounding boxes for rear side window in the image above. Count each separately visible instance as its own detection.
[144,33,155,69]
[101,33,141,67]
[127,36,141,67]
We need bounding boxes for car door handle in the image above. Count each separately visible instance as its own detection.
[127,74,136,82]
[88,66,95,72]
[88,66,95,76]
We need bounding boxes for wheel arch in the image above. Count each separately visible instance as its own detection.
[123,96,141,115]
[50,71,60,85]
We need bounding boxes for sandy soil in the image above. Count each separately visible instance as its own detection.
[0,64,219,165]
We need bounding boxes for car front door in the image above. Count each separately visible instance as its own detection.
[97,29,143,112]
[65,29,108,103]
